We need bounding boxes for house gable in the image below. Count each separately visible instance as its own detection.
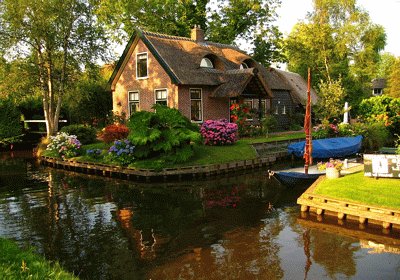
[109,30,180,92]
[111,35,179,117]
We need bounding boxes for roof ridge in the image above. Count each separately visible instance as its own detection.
[142,29,246,53]
[142,30,195,42]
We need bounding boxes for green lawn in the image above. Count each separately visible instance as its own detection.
[0,238,77,280]
[314,171,400,210]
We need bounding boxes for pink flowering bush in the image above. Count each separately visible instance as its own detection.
[200,119,238,146]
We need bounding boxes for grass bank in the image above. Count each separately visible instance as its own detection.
[45,131,304,170]
[314,171,400,210]
[0,238,77,280]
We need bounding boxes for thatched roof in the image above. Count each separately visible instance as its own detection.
[109,29,273,98]
[372,78,386,89]
[109,28,317,104]
[272,68,319,105]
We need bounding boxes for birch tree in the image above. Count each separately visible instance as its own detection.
[0,0,109,136]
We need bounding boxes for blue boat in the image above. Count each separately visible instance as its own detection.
[268,170,321,187]
[288,135,363,159]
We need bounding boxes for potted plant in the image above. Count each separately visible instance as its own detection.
[318,158,343,179]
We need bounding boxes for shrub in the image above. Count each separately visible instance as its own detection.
[127,104,201,163]
[312,120,339,139]
[0,99,23,147]
[46,132,81,159]
[102,124,129,143]
[86,148,103,159]
[105,139,135,166]
[60,124,97,144]
[337,123,354,137]
[361,122,390,152]
[230,103,252,136]
[261,115,278,137]
[200,119,238,146]
[358,96,400,135]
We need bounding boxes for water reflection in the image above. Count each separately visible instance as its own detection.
[1,155,400,279]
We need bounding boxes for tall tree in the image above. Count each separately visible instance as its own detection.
[387,58,400,98]
[97,0,284,66]
[285,0,386,107]
[0,0,110,136]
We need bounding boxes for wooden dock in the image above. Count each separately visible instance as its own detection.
[40,151,287,181]
[297,175,400,230]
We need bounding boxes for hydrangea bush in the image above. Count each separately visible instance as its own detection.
[106,139,135,166]
[86,148,102,159]
[46,132,81,159]
[200,119,238,146]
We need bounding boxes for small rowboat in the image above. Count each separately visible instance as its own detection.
[268,170,321,187]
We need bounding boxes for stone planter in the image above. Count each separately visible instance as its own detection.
[326,167,340,179]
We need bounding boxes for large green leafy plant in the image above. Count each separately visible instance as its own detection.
[127,105,201,163]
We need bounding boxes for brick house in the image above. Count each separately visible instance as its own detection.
[109,26,317,126]
[266,68,318,129]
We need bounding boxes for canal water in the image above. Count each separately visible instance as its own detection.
[1,153,400,279]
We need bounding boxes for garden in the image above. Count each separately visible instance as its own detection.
[36,95,400,172]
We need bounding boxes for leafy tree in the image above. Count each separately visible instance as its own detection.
[127,105,201,163]
[315,78,346,121]
[285,0,386,106]
[0,0,110,137]
[64,65,112,127]
[376,53,396,79]
[97,0,284,66]
[358,95,400,135]
[0,99,23,146]
[387,58,400,98]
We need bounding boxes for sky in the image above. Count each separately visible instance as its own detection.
[275,0,400,57]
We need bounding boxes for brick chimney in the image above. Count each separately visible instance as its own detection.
[191,25,205,42]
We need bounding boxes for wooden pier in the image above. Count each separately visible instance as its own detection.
[298,177,400,230]
[40,151,287,181]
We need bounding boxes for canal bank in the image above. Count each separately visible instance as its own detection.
[40,151,287,181]
[298,165,400,231]
[39,137,304,181]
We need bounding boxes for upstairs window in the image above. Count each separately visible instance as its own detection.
[128,91,140,115]
[200,57,213,68]
[155,89,168,106]
[136,53,148,78]
[240,62,249,69]
[373,88,383,96]
[190,88,202,122]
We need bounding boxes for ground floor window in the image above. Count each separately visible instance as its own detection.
[128,91,139,115]
[190,88,202,122]
[155,89,168,106]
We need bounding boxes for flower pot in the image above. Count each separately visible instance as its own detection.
[326,167,340,179]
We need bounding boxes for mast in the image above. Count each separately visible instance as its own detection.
[304,68,313,174]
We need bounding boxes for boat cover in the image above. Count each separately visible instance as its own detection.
[288,135,363,159]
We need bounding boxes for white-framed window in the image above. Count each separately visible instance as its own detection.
[190,88,203,122]
[373,88,383,96]
[274,101,280,115]
[240,62,249,69]
[254,99,267,116]
[128,91,139,115]
[155,89,168,106]
[200,57,213,68]
[243,99,253,120]
[136,52,148,79]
